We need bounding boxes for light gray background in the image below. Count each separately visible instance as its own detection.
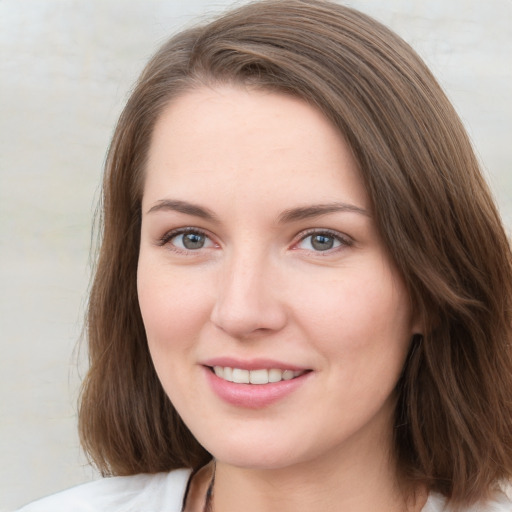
[1,0,511,510]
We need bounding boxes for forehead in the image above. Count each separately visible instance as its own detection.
[143,85,368,214]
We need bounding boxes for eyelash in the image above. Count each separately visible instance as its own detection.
[156,227,214,252]
[156,227,353,254]
[292,228,353,254]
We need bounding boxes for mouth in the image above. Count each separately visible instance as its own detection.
[210,366,309,385]
[204,361,312,407]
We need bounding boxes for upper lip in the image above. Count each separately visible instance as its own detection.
[201,357,310,371]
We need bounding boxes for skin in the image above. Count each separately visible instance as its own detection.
[137,85,424,511]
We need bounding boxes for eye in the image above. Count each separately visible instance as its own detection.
[159,228,217,251]
[295,231,350,252]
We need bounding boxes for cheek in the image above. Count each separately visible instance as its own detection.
[289,266,413,363]
[137,267,211,410]
[137,262,211,361]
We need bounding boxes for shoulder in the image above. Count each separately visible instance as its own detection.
[16,468,192,512]
[423,488,512,511]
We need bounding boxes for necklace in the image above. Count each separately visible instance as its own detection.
[202,461,216,512]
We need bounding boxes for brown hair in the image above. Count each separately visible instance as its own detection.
[79,0,512,506]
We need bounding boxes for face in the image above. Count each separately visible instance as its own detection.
[138,85,418,471]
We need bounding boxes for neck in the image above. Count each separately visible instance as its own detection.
[188,402,428,512]
[209,434,425,512]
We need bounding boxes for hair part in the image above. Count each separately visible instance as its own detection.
[79,1,512,507]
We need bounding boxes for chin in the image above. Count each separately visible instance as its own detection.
[215,452,305,471]
[195,431,314,471]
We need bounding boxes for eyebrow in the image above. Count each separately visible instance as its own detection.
[146,199,218,221]
[146,199,369,223]
[278,202,370,223]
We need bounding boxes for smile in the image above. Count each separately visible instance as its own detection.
[212,366,307,384]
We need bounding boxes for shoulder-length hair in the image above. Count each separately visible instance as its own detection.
[79,0,512,506]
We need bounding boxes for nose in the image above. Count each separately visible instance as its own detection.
[210,252,288,339]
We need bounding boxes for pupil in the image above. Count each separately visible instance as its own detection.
[183,233,205,249]
[311,234,333,251]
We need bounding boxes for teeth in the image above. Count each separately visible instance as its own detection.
[223,367,233,382]
[282,370,295,380]
[232,368,250,384]
[268,368,282,383]
[212,366,304,384]
[249,369,268,384]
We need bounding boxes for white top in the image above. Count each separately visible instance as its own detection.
[16,469,512,512]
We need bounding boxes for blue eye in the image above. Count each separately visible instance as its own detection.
[296,232,346,252]
[166,230,215,250]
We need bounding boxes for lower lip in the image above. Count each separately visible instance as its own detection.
[204,367,311,409]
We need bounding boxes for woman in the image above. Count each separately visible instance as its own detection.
[19,0,512,510]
